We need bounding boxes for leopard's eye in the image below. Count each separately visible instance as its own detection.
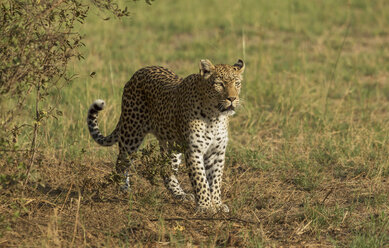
[214,81,224,88]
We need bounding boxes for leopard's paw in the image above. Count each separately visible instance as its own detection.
[217,203,229,213]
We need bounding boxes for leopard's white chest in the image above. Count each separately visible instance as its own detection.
[202,117,228,153]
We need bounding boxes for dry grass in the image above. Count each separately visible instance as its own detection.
[1,148,388,247]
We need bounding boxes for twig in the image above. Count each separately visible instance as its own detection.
[23,82,40,189]
[321,187,334,204]
[60,183,73,212]
[21,198,56,206]
[295,220,313,235]
[71,189,81,247]
[149,216,260,225]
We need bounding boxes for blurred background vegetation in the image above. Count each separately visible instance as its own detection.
[1,0,388,246]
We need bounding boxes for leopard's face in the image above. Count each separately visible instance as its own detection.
[200,59,245,115]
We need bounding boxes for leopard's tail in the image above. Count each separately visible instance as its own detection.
[87,99,119,146]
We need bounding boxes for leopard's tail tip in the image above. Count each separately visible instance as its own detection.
[90,99,105,111]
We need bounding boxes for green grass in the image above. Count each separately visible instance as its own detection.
[350,212,389,248]
[2,0,389,246]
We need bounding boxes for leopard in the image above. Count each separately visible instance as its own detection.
[87,59,245,213]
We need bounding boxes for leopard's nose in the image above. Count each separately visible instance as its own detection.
[227,97,236,102]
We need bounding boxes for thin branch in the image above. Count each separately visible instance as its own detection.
[23,81,40,188]
[71,189,82,247]
[149,216,260,225]
[59,183,73,212]
[321,187,334,205]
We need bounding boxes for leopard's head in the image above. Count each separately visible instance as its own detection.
[199,59,245,115]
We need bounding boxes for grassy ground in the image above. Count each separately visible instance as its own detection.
[1,0,389,246]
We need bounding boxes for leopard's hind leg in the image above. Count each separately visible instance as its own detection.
[115,109,149,191]
[115,130,146,191]
[160,147,194,202]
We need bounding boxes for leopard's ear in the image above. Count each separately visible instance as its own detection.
[199,59,215,80]
[234,59,245,74]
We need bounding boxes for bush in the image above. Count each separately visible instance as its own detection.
[1,0,134,148]
[0,0,150,184]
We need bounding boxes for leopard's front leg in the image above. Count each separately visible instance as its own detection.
[205,149,229,213]
[185,150,215,214]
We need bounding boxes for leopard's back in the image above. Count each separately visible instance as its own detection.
[120,66,184,143]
